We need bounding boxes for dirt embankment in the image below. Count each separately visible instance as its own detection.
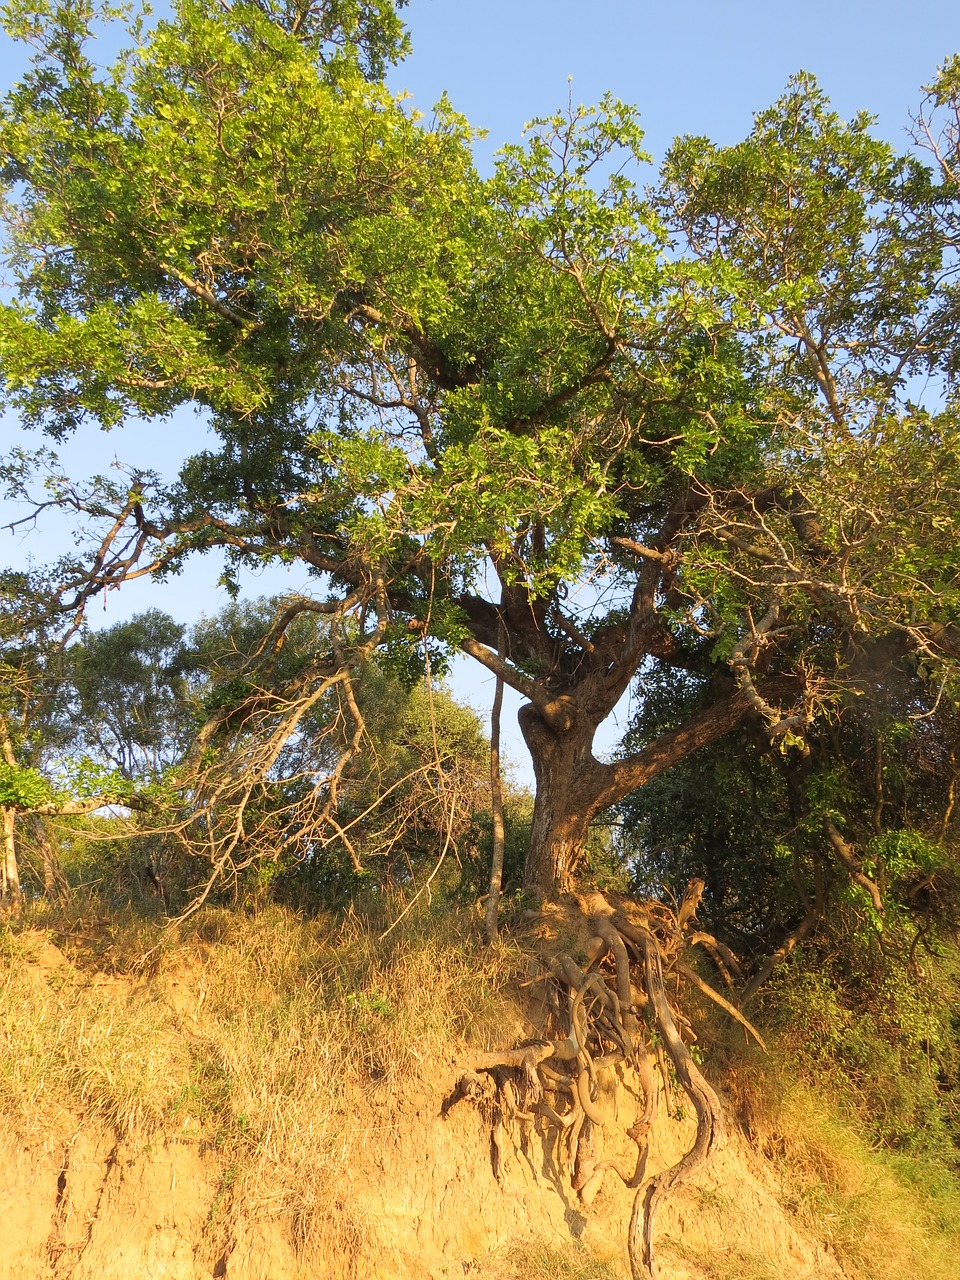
[1,925,848,1279]
[3,1095,846,1280]
[3,1060,842,1274]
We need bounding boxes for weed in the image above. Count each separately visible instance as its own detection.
[502,1239,621,1279]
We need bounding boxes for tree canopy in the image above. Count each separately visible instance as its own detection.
[0,0,958,908]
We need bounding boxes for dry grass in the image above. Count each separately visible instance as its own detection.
[489,1240,621,1280]
[0,925,194,1134]
[721,1046,960,1280]
[658,1239,781,1280]
[0,898,526,1263]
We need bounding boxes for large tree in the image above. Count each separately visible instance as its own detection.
[1,1,958,895]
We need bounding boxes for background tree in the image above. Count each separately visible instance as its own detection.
[272,661,494,909]
[0,571,73,905]
[0,569,150,906]
[68,610,199,780]
[89,596,490,910]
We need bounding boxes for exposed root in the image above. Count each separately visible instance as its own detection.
[447,881,747,1280]
[623,913,725,1280]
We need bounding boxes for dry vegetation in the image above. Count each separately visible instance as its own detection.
[2,898,959,1280]
[0,895,525,1264]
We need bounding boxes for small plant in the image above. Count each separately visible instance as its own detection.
[505,1240,621,1280]
[208,1164,238,1222]
[346,990,395,1021]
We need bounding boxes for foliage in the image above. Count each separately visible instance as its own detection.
[0,570,76,768]
[455,791,533,906]
[269,663,496,908]
[59,599,494,909]
[0,761,53,809]
[0,568,110,904]
[68,609,200,780]
[0,0,957,906]
[763,933,960,1162]
[617,646,960,964]
[732,1072,960,1280]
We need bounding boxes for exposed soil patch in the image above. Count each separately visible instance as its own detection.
[0,912,853,1279]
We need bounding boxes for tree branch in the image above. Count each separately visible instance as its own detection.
[596,683,793,811]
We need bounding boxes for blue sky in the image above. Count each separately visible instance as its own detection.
[391,0,955,165]
[1,0,958,776]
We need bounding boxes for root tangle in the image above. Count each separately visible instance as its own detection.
[448,880,756,1280]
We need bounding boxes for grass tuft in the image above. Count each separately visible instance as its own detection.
[499,1239,621,1279]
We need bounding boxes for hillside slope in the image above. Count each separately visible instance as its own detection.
[1,909,957,1280]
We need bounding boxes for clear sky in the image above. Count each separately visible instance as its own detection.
[390,0,955,166]
[1,0,958,776]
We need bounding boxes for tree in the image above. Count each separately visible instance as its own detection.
[0,578,493,908]
[177,597,492,908]
[68,610,199,780]
[1,1,958,898]
[275,664,493,907]
[52,595,487,910]
[0,569,150,907]
[0,572,70,905]
[616,642,960,990]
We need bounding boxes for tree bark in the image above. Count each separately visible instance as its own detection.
[520,685,768,894]
[1,807,22,912]
[520,704,609,892]
[29,814,68,900]
[484,621,507,944]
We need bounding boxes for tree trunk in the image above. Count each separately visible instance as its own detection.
[519,684,763,895]
[520,704,609,893]
[1,807,22,913]
[30,814,68,900]
[484,623,507,944]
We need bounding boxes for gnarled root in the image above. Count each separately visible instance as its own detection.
[447,882,752,1279]
[623,917,725,1280]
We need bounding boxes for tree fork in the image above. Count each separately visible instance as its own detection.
[519,682,787,893]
